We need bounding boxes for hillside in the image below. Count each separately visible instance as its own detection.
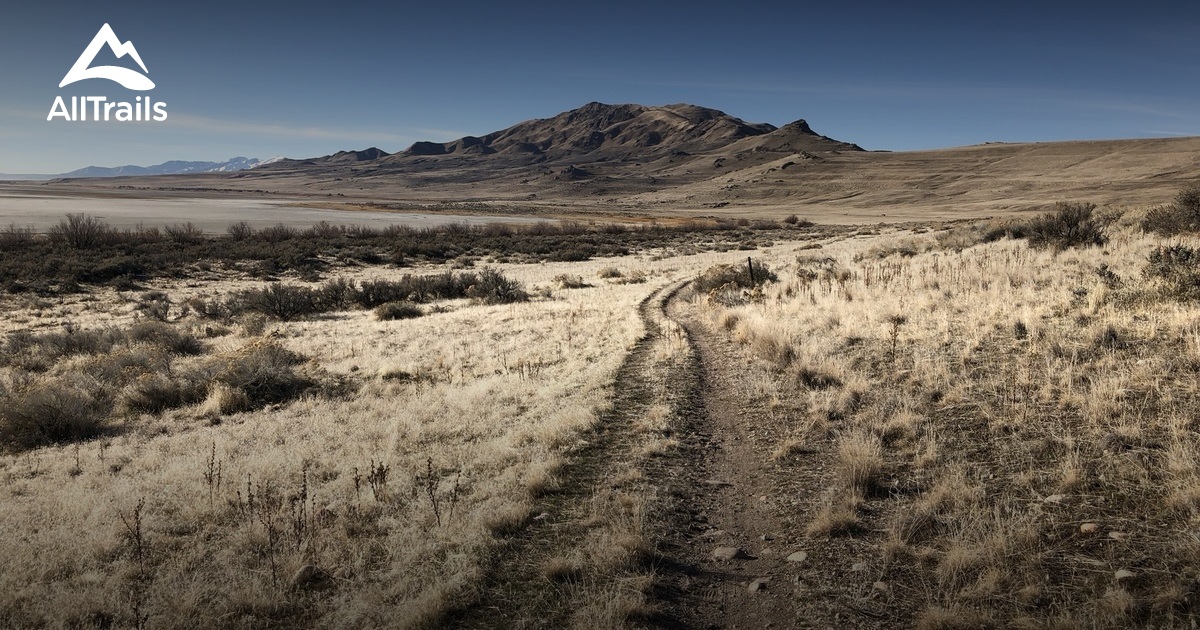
[24,102,1200,221]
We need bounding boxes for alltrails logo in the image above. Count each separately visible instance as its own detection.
[47,23,167,122]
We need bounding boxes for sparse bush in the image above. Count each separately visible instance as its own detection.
[48,213,111,249]
[1142,185,1200,235]
[306,221,342,239]
[1179,185,1200,215]
[120,373,204,414]
[317,277,355,310]
[0,377,111,448]
[375,301,423,321]
[199,382,251,416]
[2,328,123,366]
[1144,244,1200,302]
[241,283,321,321]
[597,267,623,279]
[694,260,777,293]
[213,341,310,407]
[466,268,529,304]
[355,279,413,308]
[164,222,205,244]
[137,291,172,322]
[226,221,255,241]
[1024,202,1107,250]
[554,274,588,289]
[0,224,35,249]
[782,214,814,228]
[126,321,203,355]
[257,223,298,243]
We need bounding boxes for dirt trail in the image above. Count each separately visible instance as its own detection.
[648,291,889,629]
[448,282,888,629]
[445,281,689,628]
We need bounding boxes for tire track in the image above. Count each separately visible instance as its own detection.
[646,288,851,629]
[444,280,691,629]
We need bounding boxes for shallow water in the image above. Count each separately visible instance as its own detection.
[0,192,537,233]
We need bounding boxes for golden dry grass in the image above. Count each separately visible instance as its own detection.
[700,217,1200,625]
[0,250,736,628]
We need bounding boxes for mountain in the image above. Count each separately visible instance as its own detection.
[60,157,263,178]
[393,102,857,160]
[33,102,1200,220]
[305,148,390,165]
[402,102,776,157]
[248,102,863,195]
[251,156,288,168]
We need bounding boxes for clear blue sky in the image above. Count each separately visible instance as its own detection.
[1,0,1197,173]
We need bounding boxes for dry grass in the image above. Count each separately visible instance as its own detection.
[0,246,748,628]
[700,217,1200,625]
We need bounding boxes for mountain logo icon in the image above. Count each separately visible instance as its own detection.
[59,23,155,91]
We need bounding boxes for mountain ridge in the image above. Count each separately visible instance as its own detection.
[265,102,862,168]
[62,157,264,178]
[19,102,1200,221]
[0,157,267,180]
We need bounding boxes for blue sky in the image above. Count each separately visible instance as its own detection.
[1,0,1197,173]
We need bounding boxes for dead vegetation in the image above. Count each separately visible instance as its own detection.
[0,249,729,628]
[698,191,1200,626]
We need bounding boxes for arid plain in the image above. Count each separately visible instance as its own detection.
[2,103,1200,629]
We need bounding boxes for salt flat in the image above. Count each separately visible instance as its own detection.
[0,191,539,232]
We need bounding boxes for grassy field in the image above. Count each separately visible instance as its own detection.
[696,201,1200,627]
[0,240,759,628]
[1,194,1199,628]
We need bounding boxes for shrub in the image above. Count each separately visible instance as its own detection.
[597,267,623,279]
[466,268,529,304]
[375,301,423,321]
[306,221,342,239]
[782,214,814,228]
[239,314,268,337]
[200,383,251,416]
[317,277,356,310]
[1024,203,1107,250]
[137,291,171,322]
[1179,185,1200,214]
[227,221,255,241]
[0,224,34,249]
[1142,186,1200,235]
[1144,244,1200,302]
[213,341,310,407]
[694,260,778,293]
[3,328,124,365]
[126,321,203,354]
[48,213,111,249]
[0,377,111,449]
[77,347,162,386]
[1142,206,1195,236]
[244,283,321,321]
[554,274,589,289]
[354,279,411,308]
[120,373,205,414]
[257,223,298,243]
[164,222,205,244]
